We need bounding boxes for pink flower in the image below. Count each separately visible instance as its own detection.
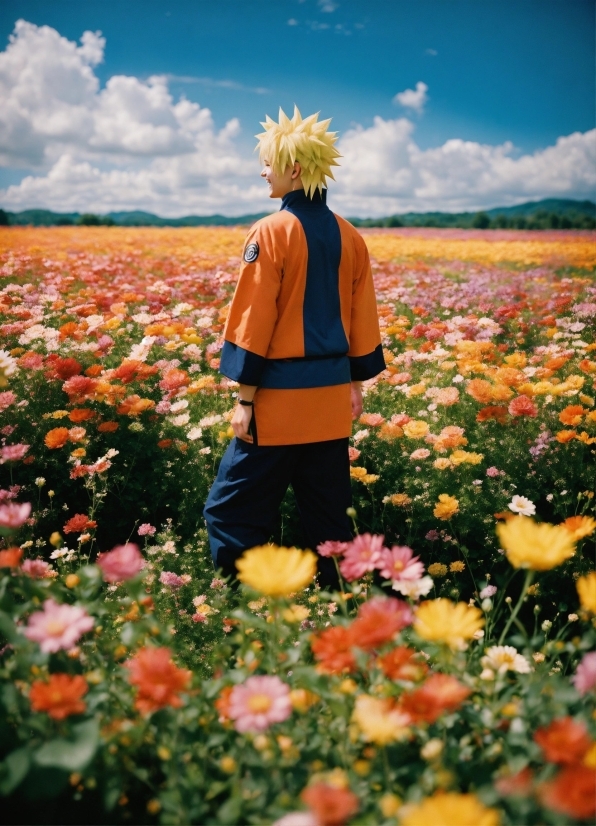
[0,444,29,463]
[377,545,425,582]
[0,501,31,530]
[22,559,53,579]
[229,675,292,733]
[425,530,439,541]
[486,467,501,478]
[210,578,226,589]
[160,571,186,590]
[339,534,387,582]
[97,543,144,583]
[317,540,349,558]
[348,447,361,462]
[410,448,431,460]
[572,652,596,696]
[391,413,411,426]
[479,585,497,598]
[0,391,16,412]
[24,599,94,653]
[192,613,207,623]
[138,523,156,537]
[509,395,538,417]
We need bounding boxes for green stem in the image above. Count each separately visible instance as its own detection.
[498,569,534,646]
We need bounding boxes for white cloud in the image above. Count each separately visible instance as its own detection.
[0,21,594,218]
[318,0,339,11]
[393,81,428,113]
[425,48,438,56]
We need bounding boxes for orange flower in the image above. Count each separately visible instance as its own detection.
[85,364,103,377]
[0,547,23,567]
[301,782,359,826]
[98,421,119,432]
[466,379,495,404]
[159,368,189,392]
[476,405,508,424]
[125,646,191,713]
[400,673,471,723]
[562,516,596,540]
[544,356,569,371]
[157,439,173,449]
[508,394,538,417]
[378,646,428,682]
[379,423,404,440]
[359,412,385,426]
[116,395,156,416]
[559,405,587,426]
[215,685,233,721]
[534,717,591,764]
[311,626,356,674]
[44,427,70,449]
[494,766,534,797]
[69,408,96,422]
[29,673,88,720]
[350,597,413,651]
[63,514,97,534]
[112,359,158,383]
[538,765,596,820]
[555,430,577,443]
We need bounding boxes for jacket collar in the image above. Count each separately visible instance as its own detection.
[281,188,327,210]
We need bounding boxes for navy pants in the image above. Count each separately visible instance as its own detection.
[203,437,353,589]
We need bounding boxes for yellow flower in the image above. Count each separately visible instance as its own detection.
[433,458,452,470]
[428,563,448,577]
[236,545,317,597]
[282,604,310,623]
[362,474,379,484]
[385,493,412,506]
[403,420,430,438]
[351,695,410,745]
[433,494,459,520]
[379,793,402,817]
[577,572,596,613]
[450,560,465,573]
[450,449,483,465]
[400,792,500,826]
[561,516,596,540]
[414,599,484,649]
[496,516,576,570]
[289,688,319,712]
[350,466,367,478]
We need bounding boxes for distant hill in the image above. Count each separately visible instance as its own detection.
[1,198,594,229]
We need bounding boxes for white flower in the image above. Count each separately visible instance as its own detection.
[199,414,223,427]
[0,349,18,376]
[187,427,203,441]
[452,374,464,383]
[392,575,433,599]
[508,495,536,516]
[353,429,369,443]
[50,546,71,559]
[199,446,211,455]
[35,477,46,487]
[170,413,190,427]
[480,645,532,675]
[170,399,189,413]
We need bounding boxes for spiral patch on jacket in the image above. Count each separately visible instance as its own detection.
[243,242,259,263]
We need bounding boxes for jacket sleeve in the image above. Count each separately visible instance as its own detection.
[347,240,385,381]
[220,221,282,385]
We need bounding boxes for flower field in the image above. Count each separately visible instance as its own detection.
[0,225,595,825]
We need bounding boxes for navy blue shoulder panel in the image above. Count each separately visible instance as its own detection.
[281,189,348,358]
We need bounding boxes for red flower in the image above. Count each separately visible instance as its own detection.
[47,357,82,380]
[538,765,596,820]
[311,626,356,674]
[400,673,471,723]
[63,514,97,534]
[44,427,70,449]
[508,395,538,417]
[378,646,428,682]
[30,673,88,720]
[476,405,508,424]
[301,782,359,826]
[125,647,191,713]
[350,597,413,651]
[0,547,23,567]
[534,717,591,764]
[62,375,98,402]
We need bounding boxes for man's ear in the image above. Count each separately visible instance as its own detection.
[291,162,301,179]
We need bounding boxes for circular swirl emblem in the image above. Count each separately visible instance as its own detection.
[243,242,259,263]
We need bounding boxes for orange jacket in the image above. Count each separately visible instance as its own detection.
[220,189,384,445]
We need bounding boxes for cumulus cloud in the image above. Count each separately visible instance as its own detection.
[0,20,594,217]
[393,81,428,113]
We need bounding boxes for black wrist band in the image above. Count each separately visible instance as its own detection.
[238,399,254,407]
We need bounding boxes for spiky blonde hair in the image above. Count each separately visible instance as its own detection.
[255,106,342,198]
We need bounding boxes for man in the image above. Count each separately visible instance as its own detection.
[203,106,385,589]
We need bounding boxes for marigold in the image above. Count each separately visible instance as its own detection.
[125,646,191,713]
[562,516,596,540]
[400,792,500,826]
[450,449,483,465]
[377,646,428,682]
[44,427,70,449]
[414,599,484,649]
[559,405,587,426]
[400,673,471,723]
[576,572,596,613]
[428,562,447,577]
[300,782,359,826]
[29,673,88,720]
[555,429,577,443]
[403,420,429,438]
[236,545,316,596]
[538,765,596,820]
[433,494,459,520]
[351,694,410,745]
[496,516,576,570]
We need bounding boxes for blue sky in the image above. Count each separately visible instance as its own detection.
[0,0,594,216]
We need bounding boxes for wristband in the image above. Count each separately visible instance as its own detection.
[238,399,254,407]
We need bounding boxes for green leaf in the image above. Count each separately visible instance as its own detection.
[0,609,19,644]
[34,719,99,772]
[0,747,30,795]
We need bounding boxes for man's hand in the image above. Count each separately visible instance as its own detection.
[231,403,253,442]
[351,381,363,420]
